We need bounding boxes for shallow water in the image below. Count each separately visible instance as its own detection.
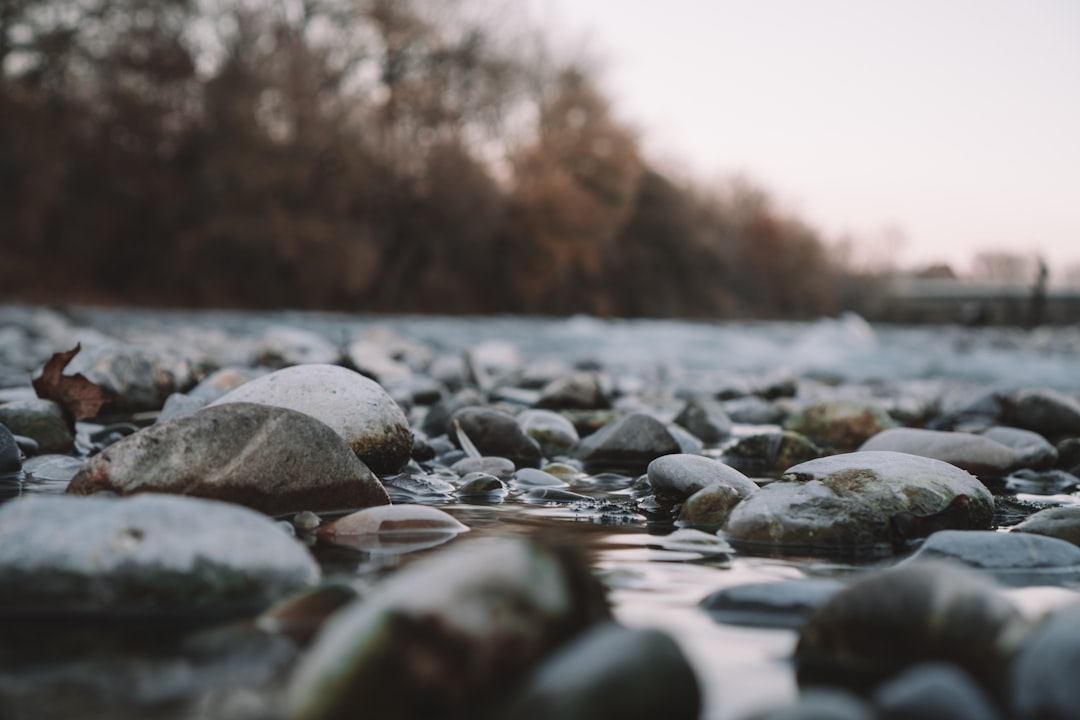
[4,308,1080,719]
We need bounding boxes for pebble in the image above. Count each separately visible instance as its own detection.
[677,483,748,527]
[315,504,469,554]
[0,494,320,619]
[0,399,74,454]
[67,403,390,515]
[210,364,413,474]
[449,406,542,468]
[673,396,733,444]
[283,536,609,720]
[572,412,680,475]
[516,408,580,458]
[534,371,612,409]
[647,453,758,502]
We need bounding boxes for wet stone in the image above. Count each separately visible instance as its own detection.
[722,430,822,476]
[500,622,701,720]
[210,363,413,475]
[451,455,516,481]
[534,371,612,410]
[723,451,993,553]
[1003,388,1080,438]
[721,395,787,425]
[980,426,1057,469]
[283,536,609,720]
[858,427,1017,476]
[673,396,733,444]
[647,453,758,503]
[513,467,568,488]
[0,399,74,454]
[872,663,1001,720]
[457,472,507,499]
[796,562,1022,699]
[67,403,390,515]
[516,408,580,458]
[700,578,843,628]
[449,406,542,469]
[904,529,1080,586]
[0,494,320,619]
[1010,506,1080,546]
[1008,602,1080,720]
[1003,468,1079,495]
[784,400,897,452]
[677,483,747,527]
[572,412,680,475]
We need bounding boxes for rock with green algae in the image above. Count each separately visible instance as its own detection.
[784,400,896,452]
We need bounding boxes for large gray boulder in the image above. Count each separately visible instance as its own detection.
[210,364,412,474]
[67,402,389,515]
[722,451,993,552]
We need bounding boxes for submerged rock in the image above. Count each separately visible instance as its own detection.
[284,536,609,720]
[211,363,412,474]
[0,494,319,619]
[722,451,993,553]
[796,562,1022,699]
[67,403,389,515]
[314,504,468,553]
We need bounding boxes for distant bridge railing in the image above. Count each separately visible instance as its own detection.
[876,277,1080,325]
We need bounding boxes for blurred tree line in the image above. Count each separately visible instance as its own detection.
[0,0,845,317]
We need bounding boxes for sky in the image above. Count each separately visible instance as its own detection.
[528,0,1080,280]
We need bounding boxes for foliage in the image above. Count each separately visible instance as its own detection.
[0,0,844,318]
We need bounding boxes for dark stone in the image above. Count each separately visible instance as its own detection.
[500,622,700,720]
[904,530,1080,586]
[700,578,843,628]
[1004,388,1080,438]
[572,413,680,475]
[873,663,1001,720]
[0,399,74,454]
[449,407,542,469]
[673,397,733,444]
[0,424,21,474]
[1008,602,1080,720]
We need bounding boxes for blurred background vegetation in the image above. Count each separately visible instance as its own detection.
[0,0,1053,320]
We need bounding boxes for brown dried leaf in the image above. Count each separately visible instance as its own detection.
[32,344,109,422]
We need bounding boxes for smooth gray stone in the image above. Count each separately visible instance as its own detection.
[573,413,680,475]
[67,402,389,515]
[1009,602,1080,720]
[647,453,758,502]
[905,530,1080,586]
[0,399,74,454]
[874,663,1001,720]
[0,494,320,619]
[210,363,412,474]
